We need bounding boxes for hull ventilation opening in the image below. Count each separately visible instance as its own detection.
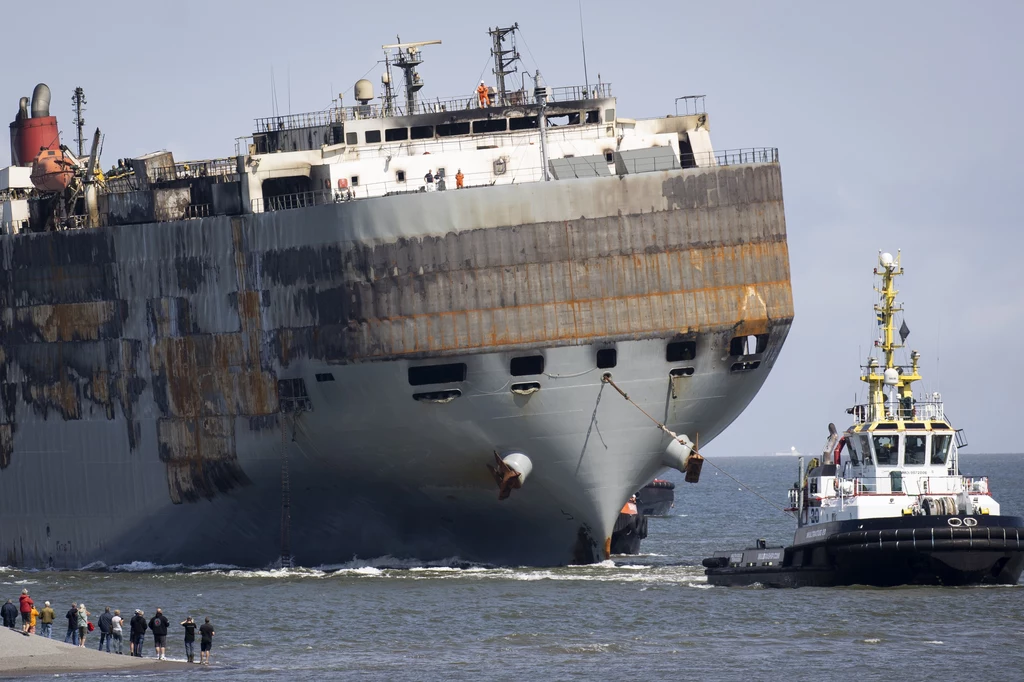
[412,389,461,403]
[511,382,541,395]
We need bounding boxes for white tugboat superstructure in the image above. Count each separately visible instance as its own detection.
[705,251,1024,587]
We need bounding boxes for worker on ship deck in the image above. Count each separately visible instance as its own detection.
[477,81,491,107]
[455,169,464,189]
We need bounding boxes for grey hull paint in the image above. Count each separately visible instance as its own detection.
[0,163,792,568]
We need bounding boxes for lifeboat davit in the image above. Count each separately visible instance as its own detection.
[30,149,75,192]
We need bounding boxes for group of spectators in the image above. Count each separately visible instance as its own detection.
[2,589,215,665]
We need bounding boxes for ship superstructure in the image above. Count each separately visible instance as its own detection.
[0,26,792,568]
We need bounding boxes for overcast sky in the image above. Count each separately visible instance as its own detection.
[4,1,1021,454]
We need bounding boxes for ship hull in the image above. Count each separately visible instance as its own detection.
[0,163,792,568]
[704,516,1024,587]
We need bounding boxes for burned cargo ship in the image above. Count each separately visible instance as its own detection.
[0,26,793,568]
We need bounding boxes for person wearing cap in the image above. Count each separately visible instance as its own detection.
[129,609,147,657]
[39,601,55,639]
[64,603,79,644]
[181,616,197,663]
[477,80,491,107]
[18,588,33,633]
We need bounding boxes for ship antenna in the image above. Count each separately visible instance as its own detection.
[71,87,86,158]
[578,0,590,95]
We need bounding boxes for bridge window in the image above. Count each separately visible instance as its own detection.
[408,363,467,386]
[586,110,600,124]
[931,434,952,465]
[396,170,406,182]
[385,127,409,141]
[473,119,507,134]
[510,116,539,130]
[411,125,434,140]
[346,132,358,145]
[904,435,927,465]
[604,108,615,122]
[437,122,470,136]
[510,355,544,376]
[873,435,898,466]
[365,130,382,143]
[847,437,861,466]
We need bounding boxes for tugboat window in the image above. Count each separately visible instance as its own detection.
[873,435,898,465]
[931,434,952,465]
[857,434,873,465]
[904,435,927,466]
[847,437,861,466]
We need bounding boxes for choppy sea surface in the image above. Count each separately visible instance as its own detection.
[3,454,1023,681]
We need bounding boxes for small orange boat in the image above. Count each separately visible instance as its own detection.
[30,149,76,192]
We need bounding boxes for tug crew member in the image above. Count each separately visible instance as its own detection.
[477,81,491,107]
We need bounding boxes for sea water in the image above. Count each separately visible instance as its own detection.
[2,454,1022,681]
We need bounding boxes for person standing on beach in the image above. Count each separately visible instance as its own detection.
[181,616,197,663]
[97,607,114,652]
[1,599,17,630]
[198,617,214,665]
[39,601,55,639]
[18,589,33,633]
[64,603,79,644]
[28,604,38,634]
[129,609,146,656]
[148,607,169,660]
[110,610,124,654]
[76,603,90,647]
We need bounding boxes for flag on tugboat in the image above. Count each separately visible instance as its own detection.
[899,319,910,343]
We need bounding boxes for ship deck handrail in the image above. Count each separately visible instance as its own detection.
[849,399,946,424]
[249,147,779,213]
[253,84,614,133]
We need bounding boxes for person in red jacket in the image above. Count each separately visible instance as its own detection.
[18,589,33,633]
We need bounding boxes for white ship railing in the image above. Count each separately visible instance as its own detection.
[849,399,946,423]
[247,148,781,214]
[253,84,615,133]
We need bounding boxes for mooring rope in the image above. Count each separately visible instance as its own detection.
[600,374,795,519]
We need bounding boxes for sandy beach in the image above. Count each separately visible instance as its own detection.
[0,626,190,677]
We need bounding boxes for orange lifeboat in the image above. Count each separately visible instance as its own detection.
[30,149,75,192]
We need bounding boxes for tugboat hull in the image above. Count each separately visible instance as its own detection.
[704,516,1024,587]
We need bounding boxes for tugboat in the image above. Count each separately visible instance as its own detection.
[636,479,676,516]
[610,495,648,555]
[704,251,1024,587]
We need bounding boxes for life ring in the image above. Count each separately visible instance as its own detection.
[338,178,349,189]
[964,517,977,527]
[833,437,846,465]
[947,517,963,527]
[833,478,839,492]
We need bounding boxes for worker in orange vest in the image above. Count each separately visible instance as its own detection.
[477,81,491,107]
[455,169,464,189]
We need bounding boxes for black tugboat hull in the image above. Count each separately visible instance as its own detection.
[636,480,676,516]
[704,516,1024,587]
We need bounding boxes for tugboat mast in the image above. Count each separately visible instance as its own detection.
[861,251,922,421]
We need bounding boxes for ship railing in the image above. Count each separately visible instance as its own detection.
[252,84,615,132]
[920,476,988,496]
[146,158,240,183]
[1,219,30,235]
[849,399,946,424]
[184,204,212,220]
[251,189,336,213]
[249,147,780,212]
[674,95,706,117]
